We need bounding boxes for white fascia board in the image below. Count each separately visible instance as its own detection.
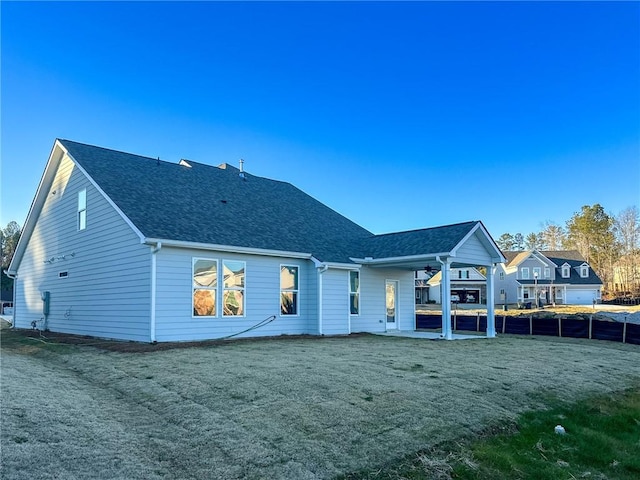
[62,146,146,243]
[7,141,65,274]
[351,253,451,266]
[144,238,314,259]
[321,262,362,270]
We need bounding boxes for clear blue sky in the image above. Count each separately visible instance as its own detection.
[2,1,639,239]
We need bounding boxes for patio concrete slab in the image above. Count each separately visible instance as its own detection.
[375,330,488,340]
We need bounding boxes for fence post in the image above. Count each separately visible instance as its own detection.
[476,312,480,332]
[558,317,562,338]
[530,315,533,336]
[453,311,457,331]
[623,320,627,344]
[589,315,593,340]
[502,315,506,334]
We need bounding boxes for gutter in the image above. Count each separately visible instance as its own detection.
[150,242,162,343]
[144,238,313,260]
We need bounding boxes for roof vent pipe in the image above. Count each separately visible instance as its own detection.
[239,159,246,179]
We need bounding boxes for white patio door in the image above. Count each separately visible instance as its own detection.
[385,280,398,330]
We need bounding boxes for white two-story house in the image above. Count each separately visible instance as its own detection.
[494,250,603,306]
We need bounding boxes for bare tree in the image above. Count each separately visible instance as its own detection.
[539,221,566,250]
[613,206,640,293]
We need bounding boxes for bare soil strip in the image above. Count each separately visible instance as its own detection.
[2,326,639,479]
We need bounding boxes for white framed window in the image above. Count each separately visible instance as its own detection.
[521,267,530,280]
[533,267,541,279]
[349,271,360,315]
[562,265,570,278]
[544,267,551,279]
[280,265,299,315]
[78,189,87,230]
[193,258,218,317]
[223,260,245,316]
[580,266,588,278]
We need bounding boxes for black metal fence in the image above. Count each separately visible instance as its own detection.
[416,313,640,345]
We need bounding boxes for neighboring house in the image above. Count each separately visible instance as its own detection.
[7,139,505,342]
[416,267,486,304]
[494,250,603,306]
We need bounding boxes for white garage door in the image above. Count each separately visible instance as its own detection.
[565,289,596,305]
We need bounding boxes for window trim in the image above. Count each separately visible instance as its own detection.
[222,259,246,317]
[77,188,87,231]
[544,267,551,279]
[562,265,570,278]
[349,270,360,316]
[192,257,218,318]
[532,267,541,279]
[280,264,299,316]
[580,265,589,278]
[521,267,529,280]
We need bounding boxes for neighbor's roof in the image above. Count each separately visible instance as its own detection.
[503,249,602,285]
[60,140,373,263]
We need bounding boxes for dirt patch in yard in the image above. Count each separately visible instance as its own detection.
[2,321,639,480]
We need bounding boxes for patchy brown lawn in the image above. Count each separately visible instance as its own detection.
[2,321,639,479]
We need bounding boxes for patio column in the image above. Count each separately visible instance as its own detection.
[439,258,453,340]
[486,264,496,338]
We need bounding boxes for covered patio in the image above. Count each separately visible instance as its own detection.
[354,221,506,340]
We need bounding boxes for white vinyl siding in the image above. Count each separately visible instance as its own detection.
[13,155,151,341]
[155,248,317,341]
[351,267,414,333]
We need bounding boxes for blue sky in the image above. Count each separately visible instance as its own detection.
[2,1,639,239]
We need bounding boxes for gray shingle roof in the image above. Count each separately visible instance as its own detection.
[61,140,372,263]
[357,222,478,259]
[60,140,483,264]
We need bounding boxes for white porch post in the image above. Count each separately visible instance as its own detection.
[440,258,452,340]
[486,264,496,338]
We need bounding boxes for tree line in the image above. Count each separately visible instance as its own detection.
[495,204,640,296]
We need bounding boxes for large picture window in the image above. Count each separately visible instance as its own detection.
[349,271,360,315]
[223,260,245,316]
[280,265,299,315]
[193,258,217,317]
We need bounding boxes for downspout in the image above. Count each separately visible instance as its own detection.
[150,242,162,343]
[317,264,329,335]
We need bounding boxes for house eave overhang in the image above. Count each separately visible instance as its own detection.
[143,238,315,260]
[7,140,65,275]
[350,253,453,270]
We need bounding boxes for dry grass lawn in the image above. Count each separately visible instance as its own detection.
[2,323,639,479]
